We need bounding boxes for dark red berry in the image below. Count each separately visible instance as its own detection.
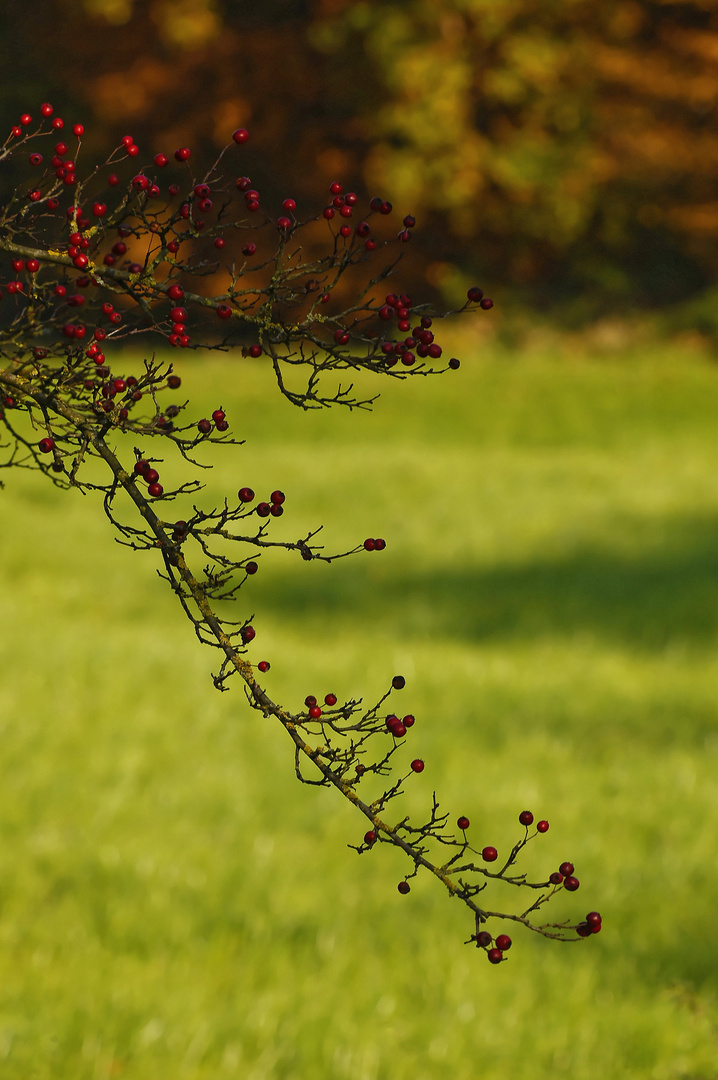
[397,881,410,895]
[549,872,563,885]
[270,490,285,505]
[586,911,602,927]
[241,626,256,644]
[564,876,580,892]
[364,830,376,845]
[245,562,258,575]
[238,487,255,502]
[256,502,271,517]
[174,147,191,162]
[482,847,498,862]
[148,482,163,497]
[576,922,592,937]
[495,934,512,951]
[374,538,386,550]
[38,437,55,453]
[363,538,376,551]
[144,469,160,484]
[519,811,534,826]
[402,714,414,727]
[410,759,424,773]
[537,820,549,833]
[475,931,492,948]
[258,660,270,673]
[480,298,494,310]
[197,419,212,434]
[392,675,405,689]
[487,949,503,964]
[304,696,317,708]
[559,862,574,878]
[467,286,484,302]
[457,816,470,830]
[324,693,337,706]
[167,376,181,389]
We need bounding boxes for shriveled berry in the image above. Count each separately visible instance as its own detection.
[197,419,212,434]
[305,696,317,708]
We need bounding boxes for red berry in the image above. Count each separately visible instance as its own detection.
[403,214,416,228]
[245,561,258,575]
[457,816,470,830]
[167,285,184,301]
[270,490,285,505]
[559,862,574,877]
[197,419,212,434]
[238,487,255,502]
[304,695,317,707]
[363,538,376,551]
[258,660,270,672]
[364,830,376,845]
[148,482,163,497]
[467,286,484,302]
[323,207,335,220]
[410,759,424,773]
[282,198,296,212]
[269,504,283,517]
[256,502,271,517]
[482,847,498,862]
[495,934,512,951]
[92,202,107,218]
[277,216,292,230]
[25,259,39,273]
[549,872,563,885]
[38,437,55,453]
[241,626,256,643]
[242,243,257,257]
[217,304,232,319]
[232,128,249,144]
[329,181,343,194]
[29,153,43,166]
[41,103,53,117]
[72,123,84,137]
[324,693,337,706]
[519,810,534,826]
[576,922,592,937]
[392,675,406,689]
[309,705,322,719]
[487,948,503,964]
[397,882,410,895]
[249,345,262,358]
[564,876,580,892]
[20,114,32,126]
[537,820,549,833]
[52,117,64,130]
[174,147,191,161]
[475,931,492,948]
[402,714,414,727]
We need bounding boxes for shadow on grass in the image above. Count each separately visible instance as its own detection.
[252,512,718,653]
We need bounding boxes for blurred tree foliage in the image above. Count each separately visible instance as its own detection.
[2,0,718,325]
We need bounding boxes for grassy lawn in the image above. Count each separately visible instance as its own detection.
[1,341,717,1078]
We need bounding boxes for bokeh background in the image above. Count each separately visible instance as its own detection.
[2,2,718,1078]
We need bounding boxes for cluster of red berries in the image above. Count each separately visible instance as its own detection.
[133,457,164,498]
[363,537,386,551]
[237,487,286,518]
[466,286,494,310]
[197,408,229,434]
[385,712,415,738]
[474,930,513,964]
[303,692,339,719]
[549,860,580,891]
[577,911,602,936]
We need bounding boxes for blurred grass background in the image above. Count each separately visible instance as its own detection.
[1,344,718,1077]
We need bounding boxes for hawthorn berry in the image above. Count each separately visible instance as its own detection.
[402,714,414,727]
[25,259,39,273]
[92,202,107,217]
[305,696,318,708]
[576,922,592,937]
[232,128,249,144]
[457,816,470,830]
[475,931,492,948]
[482,847,498,862]
[410,759,424,773]
[148,482,163,497]
[363,538,376,551]
[467,287,484,302]
[245,562,258,575]
[249,345,262,358]
[324,693,338,706]
[309,705,322,719]
[242,243,257,257]
[29,153,43,166]
[238,487,255,502]
[495,934,512,951]
[217,304,232,319]
[480,298,494,309]
[537,820,549,833]
[549,872,563,885]
[197,419,212,434]
[559,862,575,877]
[167,285,184,301]
[564,876,580,892]
[392,675,406,689]
[167,376,181,389]
[586,911,602,928]
[270,490,285,505]
[519,810,534,827]
[256,502,271,517]
[241,626,256,644]
[38,437,55,453]
[363,830,377,845]
[397,882,410,895]
[72,123,84,137]
[174,147,191,161]
[41,103,53,117]
[487,949,503,964]
[258,660,270,673]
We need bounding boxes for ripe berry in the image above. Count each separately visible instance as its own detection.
[564,876,580,892]
[370,197,383,211]
[397,882,410,895]
[214,237,226,249]
[324,693,337,706]
[38,437,55,453]
[25,259,39,273]
[363,538,376,551]
[242,243,256,257]
[282,198,297,212]
[559,862,574,877]
[174,147,191,161]
[410,759,424,773]
[167,285,184,301]
[392,675,406,689]
[457,816,470,830]
[482,847,498,862]
[148,482,163,497]
[20,114,32,125]
[258,661,270,673]
[241,626,256,644]
[246,562,258,575]
[519,811,534,826]
[402,714,414,727]
[323,207,335,220]
[238,487,255,502]
[41,103,53,117]
[29,153,43,166]
[92,202,107,218]
[537,820,549,833]
[277,216,292,230]
[269,504,283,517]
[586,911,602,927]
[232,128,249,144]
[72,123,84,137]
[549,872,563,885]
[495,934,512,951]
[487,948,503,964]
[256,502,271,517]
[305,696,317,708]
[197,419,212,434]
[576,922,592,937]
[144,468,159,484]
[249,345,262,358]
[309,705,322,719]
[467,286,484,302]
[217,304,232,319]
[154,152,169,167]
[475,931,492,948]
[364,830,376,845]
[403,214,416,228]
[270,490,285,505]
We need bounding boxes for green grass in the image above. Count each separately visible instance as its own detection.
[1,341,718,1078]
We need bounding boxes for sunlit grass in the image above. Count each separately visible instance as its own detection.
[1,343,717,1077]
